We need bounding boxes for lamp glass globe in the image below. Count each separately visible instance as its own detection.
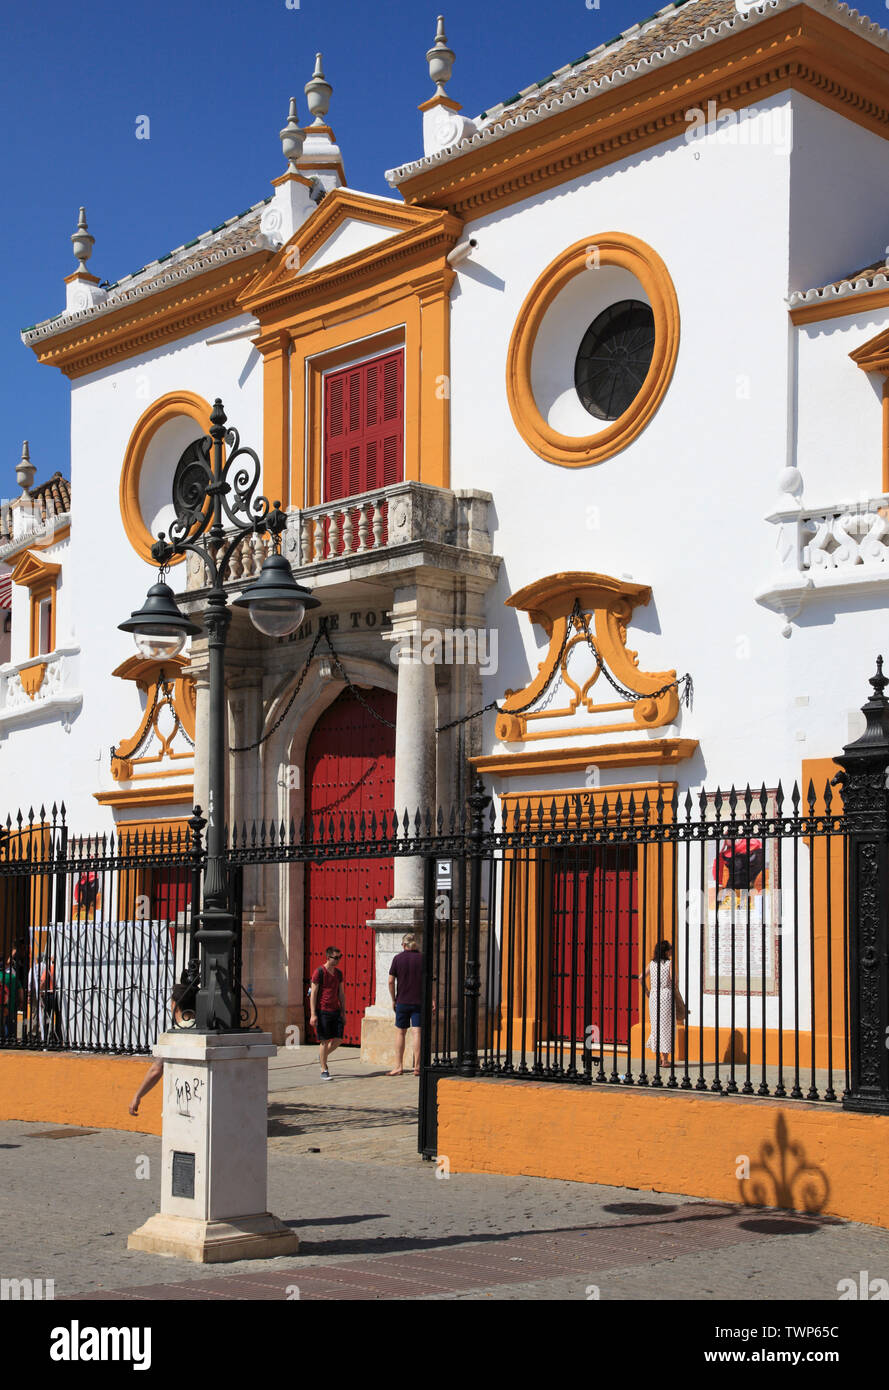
[248,599,306,638]
[133,630,187,661]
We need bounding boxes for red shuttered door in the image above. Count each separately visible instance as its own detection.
[550,847,639,1046]
[323,350,404,503]
[303,688,396,1044]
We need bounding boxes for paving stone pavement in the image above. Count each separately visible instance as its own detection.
[2,1045,889,1303]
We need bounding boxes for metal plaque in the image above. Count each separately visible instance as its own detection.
[171,1150,195,1199]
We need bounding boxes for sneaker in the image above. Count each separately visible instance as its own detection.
[320,1069,332,1080]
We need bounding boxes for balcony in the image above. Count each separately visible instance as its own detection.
[756,494,889,634]
[185,481,497,596]
[0,646,82,733]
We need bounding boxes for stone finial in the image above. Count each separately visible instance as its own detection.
[427,15,455,95]
[305,53,332,125]
[71,207,94,272]
[279,97,305,173]
[16,441,35,496]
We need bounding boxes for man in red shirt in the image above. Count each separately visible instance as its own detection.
[387,934,424,1076]
[309,946,345,1080]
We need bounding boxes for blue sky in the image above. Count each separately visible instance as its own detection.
[3,0,888,500]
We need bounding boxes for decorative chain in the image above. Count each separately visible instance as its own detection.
[322,634,397,728]
[435,598,693,733]
[575,604,694,710]
[435,604,576,733]
[230,626,324,753]
[110,670,194,765]
[173,598,693,757]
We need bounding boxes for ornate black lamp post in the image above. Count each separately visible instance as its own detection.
[119,398,319,1032]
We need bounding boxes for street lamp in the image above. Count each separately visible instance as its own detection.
[119,397,319,1032]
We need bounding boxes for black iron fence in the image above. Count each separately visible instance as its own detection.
[0,809,201,1053]
[3,663,889,1158]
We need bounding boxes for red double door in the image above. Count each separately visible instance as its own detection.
[303,688,396,1044]
[549,847,639,1046]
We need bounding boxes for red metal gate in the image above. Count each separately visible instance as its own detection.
[550,847,638,1045]
[303,687,396,1044]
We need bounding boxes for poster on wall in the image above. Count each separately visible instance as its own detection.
[703,797,780,996]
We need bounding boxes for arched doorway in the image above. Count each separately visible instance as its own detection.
[303,686,396,1043]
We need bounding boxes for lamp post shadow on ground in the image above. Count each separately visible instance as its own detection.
[123,398,319,1263]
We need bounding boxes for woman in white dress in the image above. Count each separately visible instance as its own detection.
[645,939,686,1067]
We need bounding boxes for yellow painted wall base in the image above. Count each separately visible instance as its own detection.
[0,1052,162,1135]
[437,1077,889,1229]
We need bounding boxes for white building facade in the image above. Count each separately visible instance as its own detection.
[5,0,889,1054]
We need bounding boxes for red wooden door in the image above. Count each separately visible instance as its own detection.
[323,350,404,503]
[304,688,396,1044]
[550,848,638,1045]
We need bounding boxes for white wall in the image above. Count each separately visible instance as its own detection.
[0,314,262,830]
[448,93,889,800]
[789,93,889,298]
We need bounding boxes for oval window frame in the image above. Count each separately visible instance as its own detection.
[505,233,680,468]
[120,391,213,564]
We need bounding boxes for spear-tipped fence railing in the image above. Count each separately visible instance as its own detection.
[1,657,887,1153]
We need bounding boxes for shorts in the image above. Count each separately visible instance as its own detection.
[316,1010,345,1040]
[395,1004,421,1029]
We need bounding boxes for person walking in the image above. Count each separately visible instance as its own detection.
[309,947,345,1080]
[128,981,197,1116]
[387,934,424,1077]
[645,938,686,1068]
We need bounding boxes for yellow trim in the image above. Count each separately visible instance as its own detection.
[11,551,60,659]
[255,330,291,510]
[497,571,681,742]
[27,252,270,380]
[472,739,698,778]
[417,94,463,113]
[119,391,212,565]
[109,657,196,783]
[792,285,889,326]
[93,785,195,808]
[397,9,889,217]
[19,662,47,700]
[239,191,461,506]
[506,234,679,468]
[10,551,60,588]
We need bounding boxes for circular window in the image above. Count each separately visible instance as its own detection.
[575,300,656,421]
[505,234,679,468]
[120,392,212,563]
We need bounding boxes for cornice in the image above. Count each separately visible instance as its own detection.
[472,738,699,778]
[25,250,270,379]
[790,282,889,324]
[241,213,462,326]
[393,9,889,219]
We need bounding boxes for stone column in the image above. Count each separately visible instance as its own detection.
[361,587,439,1065]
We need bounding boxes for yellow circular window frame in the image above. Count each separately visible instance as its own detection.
[120,391,213,564]
[506,233,680,468]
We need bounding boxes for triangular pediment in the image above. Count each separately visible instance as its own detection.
[850,324,889,374]
[240,190,458,316]
[10,550,60,589]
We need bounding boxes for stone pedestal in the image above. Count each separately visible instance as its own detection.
[128,1031,299,1263]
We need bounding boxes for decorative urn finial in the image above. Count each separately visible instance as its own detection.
[16,441,35,496]
[71,207,94,272]
[305,53,332,125]
[279,97,305,173]
[426,15,455,95]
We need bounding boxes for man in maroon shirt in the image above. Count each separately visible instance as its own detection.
[387,934,423,1076]
[310,946,345,1079]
